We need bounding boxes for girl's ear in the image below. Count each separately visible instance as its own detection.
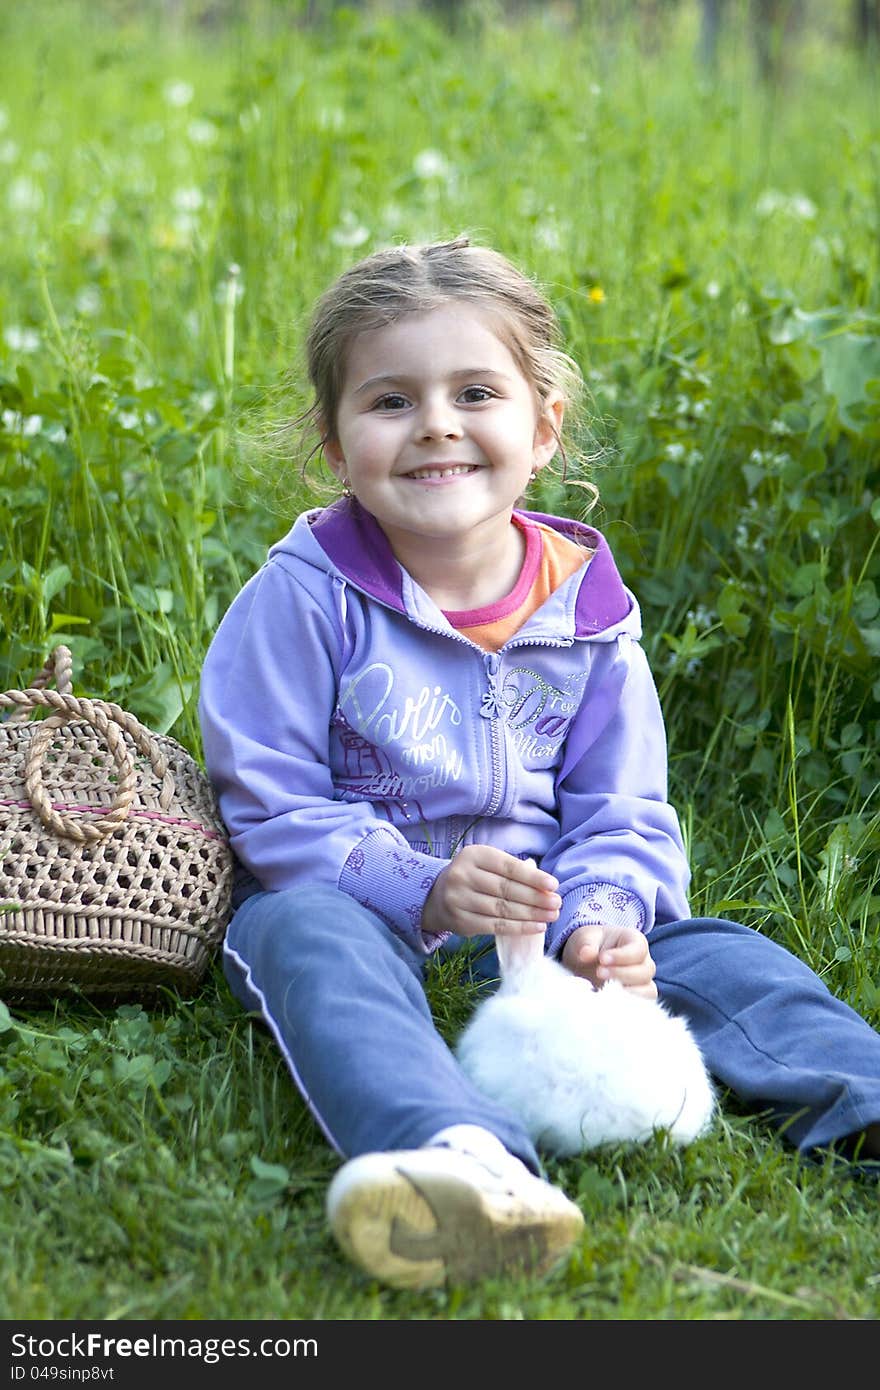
[321,426,346,481]
[533,390,565,471]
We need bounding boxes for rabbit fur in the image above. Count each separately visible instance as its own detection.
[455,930,715,1156]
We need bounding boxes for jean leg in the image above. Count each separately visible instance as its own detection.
[650,916,880,1152]
[223,886,540,1170]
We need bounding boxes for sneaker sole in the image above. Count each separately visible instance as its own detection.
[328,1157,584,1290]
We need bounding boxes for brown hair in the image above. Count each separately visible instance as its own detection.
[299,236,590,488]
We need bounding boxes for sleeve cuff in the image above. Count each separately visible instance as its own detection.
[547,881,647,958]
[339,827,450,954]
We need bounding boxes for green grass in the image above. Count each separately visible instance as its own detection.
[1,0,879,1320]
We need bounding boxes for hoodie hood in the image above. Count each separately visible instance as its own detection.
[268,497,637,642]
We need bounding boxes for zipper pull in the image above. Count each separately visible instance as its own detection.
[480,653,505,720]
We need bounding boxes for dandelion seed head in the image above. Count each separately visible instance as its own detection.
[238,104,261,132]
[4,325,40,352]
[75,285,102,316]
[173,186,204,212]
[164,80,194,108]
[413,148,450,180]
[213,276,244,304]
[535,222,562,251]
[187,118,218,146]
[8,175,43,214]
[791,194,817,220]
[331,212,370,248]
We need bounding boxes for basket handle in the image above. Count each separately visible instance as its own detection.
[5,644,74,722]
[0,653,177,844]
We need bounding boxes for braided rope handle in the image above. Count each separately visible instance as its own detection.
[6,645,74,720]
[0,647,176,843]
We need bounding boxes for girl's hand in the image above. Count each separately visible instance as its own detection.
[422,846,561,940]
[562,924,657,1000]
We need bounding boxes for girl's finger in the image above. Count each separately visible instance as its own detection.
[597,961,655,987]
[473,869,562,911]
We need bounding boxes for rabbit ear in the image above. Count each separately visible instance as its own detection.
[496,930,546,983]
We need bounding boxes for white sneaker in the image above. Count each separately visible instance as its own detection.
[326,1144,584,1290]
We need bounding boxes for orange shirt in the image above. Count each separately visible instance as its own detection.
[444,516,592,652]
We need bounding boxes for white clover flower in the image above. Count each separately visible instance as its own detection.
[196,389,217,413]
[749,448,765,464]
[665,442,686,462]
[331,212,369,248]
[687,605,714,630]
[413,148,450,180]
[187,118,218,146]
[687,448,703,466]
[8,175,43,213]
[20,414,42,436]
[0,140,19,164]
[164,80,194,108]
[116,410,139,430]
[705,280,721,299]
[769,418,790,435]
[45,422,66,443]
[4,325,40,352]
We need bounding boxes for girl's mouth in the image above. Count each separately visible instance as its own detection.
[404,464,479,481]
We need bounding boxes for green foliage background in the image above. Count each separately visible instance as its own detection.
[0,0,878,1321]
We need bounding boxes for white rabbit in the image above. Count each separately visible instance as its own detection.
[455,929,715,1155]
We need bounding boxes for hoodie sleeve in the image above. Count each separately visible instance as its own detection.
[541,635,691,956]
[198,559,449,953]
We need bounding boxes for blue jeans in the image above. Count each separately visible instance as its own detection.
[223,885,880,1165]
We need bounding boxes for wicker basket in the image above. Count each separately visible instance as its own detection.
[0,645,234,999]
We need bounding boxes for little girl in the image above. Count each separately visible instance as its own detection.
[199,237,880,1291]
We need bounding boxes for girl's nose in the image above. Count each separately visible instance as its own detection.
[417,396,463,441]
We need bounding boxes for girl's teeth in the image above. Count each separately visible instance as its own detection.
[408,465,474,480]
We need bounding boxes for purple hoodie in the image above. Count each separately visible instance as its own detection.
[198,499,691,956]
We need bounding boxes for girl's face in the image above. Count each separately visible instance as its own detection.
[323,302,563,567]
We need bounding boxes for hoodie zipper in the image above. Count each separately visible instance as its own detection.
[480,653,506,817]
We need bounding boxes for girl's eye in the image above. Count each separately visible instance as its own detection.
[459,385,496,404]
[373,393,410,411]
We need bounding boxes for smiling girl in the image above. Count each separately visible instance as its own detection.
[199,237,880,1291]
